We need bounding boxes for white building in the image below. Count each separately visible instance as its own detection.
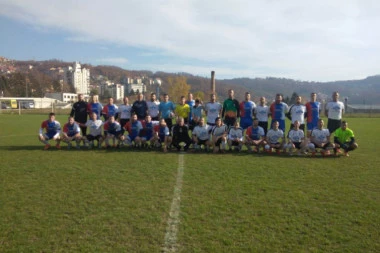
[72,62,90,95]
[126,83,146,94]
[99,83,125,101]
[45,92,78,103]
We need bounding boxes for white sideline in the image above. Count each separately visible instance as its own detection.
[162,154,184,253]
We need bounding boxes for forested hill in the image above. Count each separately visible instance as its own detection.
[1,57,379,104]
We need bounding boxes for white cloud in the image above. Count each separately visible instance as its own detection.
[0,0,379,81]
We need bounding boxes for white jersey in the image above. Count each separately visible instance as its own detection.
[147,100,160,118]
[289,104,307,124]
[211,125,228,137]
[118,104,132,119]
[311,128,330,143]
[85,119,104,136]
[255,105,269,122]
[326,101,344,120]
[228,127,244,141]
[266,129,284,144]
[205,102,222,124]
[288,129,305,142]
[192,125,211,141]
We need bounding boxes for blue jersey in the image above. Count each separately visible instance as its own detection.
[186,100,195,121]
[306,101,320,130]
[63,122,80,137]
[270,102,289,131]
[140,121,154,138]
[87,102,103,119]
[102,104,118,119]
[159,101,175,119]
[240,101,256,119]
[104,121,121,135]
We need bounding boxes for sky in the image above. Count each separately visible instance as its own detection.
[0,0,379,81]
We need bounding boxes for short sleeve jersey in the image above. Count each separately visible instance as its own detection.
[266,129,284,144]
[311,128,330,143]
[147,101,160,118]
[289,104,307,124]
[175,104,191,119]
[40,120,61,135]
[326,101,344,120]
[159,101,175,119]
[305,101,321,124]
[85,119,104,136]
[240,101,256,120]
[255,105,269,122]
[334,127,354,143]
[193,125,211,141]
[246,126,265,140]
[63,122,80,136]
[117,104,132,119]
[212,125,228,137]
[288,129,305,142]
[228,127,244,141]
[102,104,118,119]
[270,102,289,121]
[205,102,222,124]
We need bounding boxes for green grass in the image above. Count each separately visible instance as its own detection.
[0,115,379,252]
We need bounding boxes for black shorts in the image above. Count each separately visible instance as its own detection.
[312,142,331,150]
[86,135,102,141]
[164,118,173,134]
[327,119,341,134]
[258,121,268,135]
[80,126,87,135]
[189,120,198,130]
[293,142,302,149]
[224,116,236,127]
[215,138,224,147]
[197,139,208,145]
[151,116,159,121]
[230,140,240,146]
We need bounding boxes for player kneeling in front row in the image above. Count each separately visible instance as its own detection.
[284,120,306,156]
[39,112,62,150]
[152,119,172,152]
[333,121,358,157]
[227,121,244,151]
[172,117,192,152]
[265,120,284,154]
[123,113,143,147]
[192,117,211,152]
[62,116,82,149]
[308,119,334,156]
[211,117,228,153]
[245,118,266,153]
[139,115,158,148]
[82,112,104,149]
[104,116,124,148]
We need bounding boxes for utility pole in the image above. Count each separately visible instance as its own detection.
[210,71,215,95]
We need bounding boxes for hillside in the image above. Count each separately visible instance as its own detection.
[1,57,379,104]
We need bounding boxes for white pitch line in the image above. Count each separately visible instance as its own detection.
[163,154,185,253]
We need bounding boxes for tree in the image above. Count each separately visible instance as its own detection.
[193,91,205,102]
[167,76,191,102]
[90,89,99,96]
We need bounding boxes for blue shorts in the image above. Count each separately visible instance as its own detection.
[128,135,138,141]
[44,132,58,140]
[107,131,122,137]
[240,118,253,129]
[141,134,153,141]
[307,122,317,132]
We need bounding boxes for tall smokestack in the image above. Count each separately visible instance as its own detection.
[211,71,215,94]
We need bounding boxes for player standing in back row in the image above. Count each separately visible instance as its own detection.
[222,89,240,128]
[325,91,345,134]
[239,92,256,130]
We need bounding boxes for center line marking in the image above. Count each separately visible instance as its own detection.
[163,154,184,253]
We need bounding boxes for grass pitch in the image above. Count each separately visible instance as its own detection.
[0,114,379,252]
